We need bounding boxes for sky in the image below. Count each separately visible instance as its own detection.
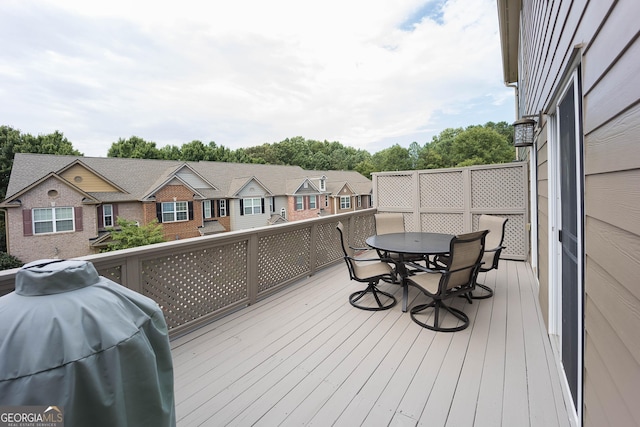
[0,0,515,158]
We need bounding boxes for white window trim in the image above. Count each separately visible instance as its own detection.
[295,196,304,211]
[309,195,317,209]
[243,197,262,215]
[162,201,188,223]
[33,207,75,234]
[219,200,227,217]
[103,204,114,227]
[203,200,212,219]
[340,196,351,209]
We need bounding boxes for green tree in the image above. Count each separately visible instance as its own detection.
[159,144,182,160]
[371,144,413,172]
[243,143,280,164]
[1,126,83,199]
[103,218,165,251]
[181,140,207,161]
[107,136,162,159]
[354,158,376,179]
[408,141,421,169]
[451,127,514,167]
[417,127,462,169]
[417,122,515,169]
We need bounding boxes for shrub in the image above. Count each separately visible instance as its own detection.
[0,252,23,270]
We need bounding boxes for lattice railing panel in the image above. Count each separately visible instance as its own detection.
[421,213,465,235]
[258,228,310,292]
[96,265,122,285]
[471,167,525,209]
[420,171,464,209]
[141,241,248,330]
[315,221,343,268]
[403,212,418,232]
[377,174,413,208]
[351,214,376,248]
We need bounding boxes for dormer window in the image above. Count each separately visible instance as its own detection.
[319,178,326,191]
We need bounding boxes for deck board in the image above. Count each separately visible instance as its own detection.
[171,260,570,426]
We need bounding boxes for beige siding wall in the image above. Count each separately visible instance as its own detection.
[521,0,640,424]
[536,126,550,327]
[59,164,120,192]
[7,177,97,263]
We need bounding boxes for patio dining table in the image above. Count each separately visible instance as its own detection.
[366,232,454,312]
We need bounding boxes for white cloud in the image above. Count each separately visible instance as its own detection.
[0,0,514,157]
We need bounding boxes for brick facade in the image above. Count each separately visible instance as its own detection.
[7,177,97,263]
[145,185,202,241]
[287,195,324,222]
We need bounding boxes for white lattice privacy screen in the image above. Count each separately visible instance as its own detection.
[372,162,529,260]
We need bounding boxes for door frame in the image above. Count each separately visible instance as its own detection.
[547,67,584,426]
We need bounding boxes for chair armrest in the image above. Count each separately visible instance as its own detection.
[484,244,506,253]
[404,261,444,274]
[349,255,387,263]
[442,261,485,276]
[349,245,370,252]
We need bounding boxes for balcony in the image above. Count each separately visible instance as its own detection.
[0,163,571,426]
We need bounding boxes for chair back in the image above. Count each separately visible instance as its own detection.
[336,221,391,283]
[443,230,487,291]
[375,213,405,235]
[336,221,354,258]
[478,215,508,271]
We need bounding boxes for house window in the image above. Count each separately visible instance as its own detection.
[33,207,74,234]
[309,195,317,209]
[320,178,326,191]
[162,201,188,222]
[340,196,351,209]
[357,196,362,208]
[269,197,274,213]
[325,195,329,208]
[295,196,304,211]
[243,197,262,215]
[103,204,114,227]
[203,200,212,219]
[219,200,227,217]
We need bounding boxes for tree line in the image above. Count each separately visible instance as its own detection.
[104,121,515,177]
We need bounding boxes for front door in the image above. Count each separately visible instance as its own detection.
[551,68,584,419]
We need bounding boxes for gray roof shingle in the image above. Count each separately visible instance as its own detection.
[5,154,371,202]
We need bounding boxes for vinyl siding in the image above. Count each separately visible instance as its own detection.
[520,0,640,425]
[59,164,120,192]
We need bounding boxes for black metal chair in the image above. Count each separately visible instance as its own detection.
[374,213,425,278]
[404,230,487,332]
[473,215,508,299]
[433,215,508,300]
[336,221,397,311]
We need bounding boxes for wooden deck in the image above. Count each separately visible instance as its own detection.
[170,260,572,426]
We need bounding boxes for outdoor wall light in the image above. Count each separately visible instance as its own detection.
[513,118,536,147]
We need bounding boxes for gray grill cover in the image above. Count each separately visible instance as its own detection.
[0,259,176,427]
